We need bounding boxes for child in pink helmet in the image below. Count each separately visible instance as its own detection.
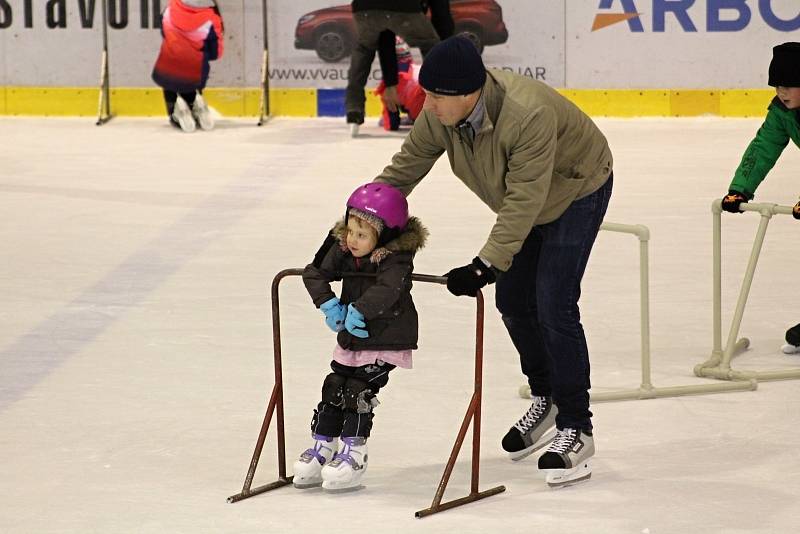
[297,183,428,491]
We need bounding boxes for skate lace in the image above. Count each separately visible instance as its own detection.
[300,441,327,465]
[548,428,577,454]
[329,439,362,468]
[513,397,548,433]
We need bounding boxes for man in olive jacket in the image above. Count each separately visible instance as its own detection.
[373,35,613,487]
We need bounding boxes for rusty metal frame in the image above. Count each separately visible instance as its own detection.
[227,268,505,517]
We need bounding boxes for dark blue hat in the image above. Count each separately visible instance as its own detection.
[768,42,800,87]
[419,35,486,95]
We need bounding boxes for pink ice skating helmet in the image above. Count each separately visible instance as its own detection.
[346,182,409,231]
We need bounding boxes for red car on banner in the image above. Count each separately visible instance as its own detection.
[294,0,509,62]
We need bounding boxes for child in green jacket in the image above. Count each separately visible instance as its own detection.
[721,42,800,354]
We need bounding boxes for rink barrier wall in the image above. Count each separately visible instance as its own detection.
[0,87,774,118]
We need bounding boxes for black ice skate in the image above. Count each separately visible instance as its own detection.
[346,111,364,138]
[501,396,557,461]
[538,427,594,488]
[782,323,800,354]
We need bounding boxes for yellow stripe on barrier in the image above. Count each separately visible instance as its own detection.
[720,90,774,117]
[670,90,720,116]
[5,87,98,116]
[0,87,779,118]
[110,88,166,116]
[559,90,670,117]
[269,88,316,117]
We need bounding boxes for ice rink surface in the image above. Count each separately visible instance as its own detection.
[1,116,799,533]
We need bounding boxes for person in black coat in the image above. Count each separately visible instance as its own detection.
[293,183,428,492]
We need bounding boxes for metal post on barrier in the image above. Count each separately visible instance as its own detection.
[227,269,505,517]
[95,0,113,126]
[694,199,800,382]
[519,220,755,402]
[256,0,271,126]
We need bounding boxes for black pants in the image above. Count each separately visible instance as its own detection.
[311,360,395,438]
[495,175,613,432]
[163,89,198,117]
[345,10,439,116]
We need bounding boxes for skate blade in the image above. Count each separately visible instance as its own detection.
[173,113,196,133]
[545,462,592,488]
[508,428,557,461]
[293,479,322,489]
[321,482,364,493]
[196,115,214,131]
[781,343,800,355]
[350,124,360,138]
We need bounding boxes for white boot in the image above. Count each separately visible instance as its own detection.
[321,436,368,491]
[292,434,337,489]
[191,93,214,131]
[171,96,196,133]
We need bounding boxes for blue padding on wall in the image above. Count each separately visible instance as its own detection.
[317,88,346,117]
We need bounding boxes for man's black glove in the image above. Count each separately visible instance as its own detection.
[721,190,748,214]
[793,199,800,220]
[445,257,496,297]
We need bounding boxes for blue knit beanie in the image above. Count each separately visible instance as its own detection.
[419,35,486,95]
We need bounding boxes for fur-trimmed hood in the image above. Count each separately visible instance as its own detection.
[332,216,428,264]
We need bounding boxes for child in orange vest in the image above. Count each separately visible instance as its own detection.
[152,0,224,132]
[374,37,426,131]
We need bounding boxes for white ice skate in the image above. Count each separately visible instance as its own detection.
[321,436,367,492]
[781,343,800,355]
[292,434,337,489]
[538,428,594,488]
[171,96,196,133]
[191,93,214,131]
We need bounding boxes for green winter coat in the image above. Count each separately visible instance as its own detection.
[303,217,428,351]
[374,69,613,272]
[729,97,800,199]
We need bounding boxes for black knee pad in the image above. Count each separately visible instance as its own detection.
[343,377,377,414]
[787,323,800,346]
[322,373,347,407]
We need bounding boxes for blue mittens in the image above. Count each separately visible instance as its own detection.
[320,297,346,332]
[344,303,369,338]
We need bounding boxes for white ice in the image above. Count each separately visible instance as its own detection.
[1,116,799,533]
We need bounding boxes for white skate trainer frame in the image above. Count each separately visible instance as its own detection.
[520,220,756,402]
[694,199,800,382]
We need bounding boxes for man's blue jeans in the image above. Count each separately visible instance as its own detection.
[495,175,613,432]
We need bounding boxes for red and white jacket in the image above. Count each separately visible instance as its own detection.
[152,0,224,93]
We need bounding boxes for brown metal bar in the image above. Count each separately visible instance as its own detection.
[415,289,505,518]
[227,269,301,503]
[229,269,505,517]
[272,269,303,478]
[471,291,484,494]
[415,486,507,518]
[226,384,283,502]
[428,393,479,509]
